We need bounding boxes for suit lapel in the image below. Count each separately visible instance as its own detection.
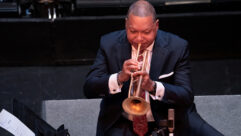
[117,37,131,70]
[118,37,131,95]
[149,32,169,80]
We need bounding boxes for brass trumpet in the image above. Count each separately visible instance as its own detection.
[122,43,150,116]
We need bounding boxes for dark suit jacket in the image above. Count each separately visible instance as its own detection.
[84,30,197,136]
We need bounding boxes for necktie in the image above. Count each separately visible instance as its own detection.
[133,50,148,136]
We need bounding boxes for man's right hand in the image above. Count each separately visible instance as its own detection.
[118,59,139,83]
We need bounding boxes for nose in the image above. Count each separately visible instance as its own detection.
[136,32,143,43]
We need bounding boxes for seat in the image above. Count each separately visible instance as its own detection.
[41,95,241,136]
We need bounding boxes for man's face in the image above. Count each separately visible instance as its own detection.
[126,14,159,50]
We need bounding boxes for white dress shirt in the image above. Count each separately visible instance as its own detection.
[108,42,165,121]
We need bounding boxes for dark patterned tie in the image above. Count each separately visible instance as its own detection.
[133,50,148,136]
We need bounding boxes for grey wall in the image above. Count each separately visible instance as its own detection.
[0,59,241,115]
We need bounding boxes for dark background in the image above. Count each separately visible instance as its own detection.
[0,1,241,116]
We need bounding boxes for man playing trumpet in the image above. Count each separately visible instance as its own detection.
[84,0,223,136]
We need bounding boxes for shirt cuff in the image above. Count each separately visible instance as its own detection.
[150,81,165,100]
[108,73,122,94]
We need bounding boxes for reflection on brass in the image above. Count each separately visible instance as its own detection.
[122,96,150,116]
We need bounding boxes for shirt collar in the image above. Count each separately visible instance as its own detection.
[146,41,155,52]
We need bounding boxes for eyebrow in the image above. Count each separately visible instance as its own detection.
[128,24,154,31]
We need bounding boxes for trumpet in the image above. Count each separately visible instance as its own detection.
[122,43,150,116]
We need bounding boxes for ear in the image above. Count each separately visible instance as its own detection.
[155,19,159,31]
[125,18,128,29]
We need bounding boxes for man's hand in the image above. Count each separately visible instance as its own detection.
[133,71,155,92]
[118,59,139,83]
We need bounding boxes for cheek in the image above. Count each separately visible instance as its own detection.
[146,33,156,39]
[145,33,156,42]
[126,33,135,42]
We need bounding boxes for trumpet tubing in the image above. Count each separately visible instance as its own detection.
[122,43,150,116]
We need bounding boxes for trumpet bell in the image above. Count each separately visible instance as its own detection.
[122,96,150,116]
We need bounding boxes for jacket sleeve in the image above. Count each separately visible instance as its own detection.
[161,44,194,107]
[83,40,111,98]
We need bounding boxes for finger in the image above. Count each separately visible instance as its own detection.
[125,59,138,66]
[142,73,150,80]
[132,71,145,77]
[125,71,132,75]
[127,65,139,72]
